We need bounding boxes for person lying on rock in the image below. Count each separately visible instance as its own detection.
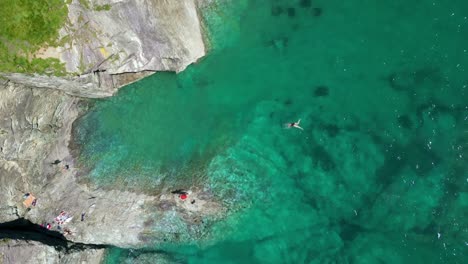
[171,189,188,195]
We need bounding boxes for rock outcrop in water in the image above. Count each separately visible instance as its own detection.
[0,0,206,98]
[0,1,221,263]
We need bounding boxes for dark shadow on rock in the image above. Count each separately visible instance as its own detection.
[0,218,106,252]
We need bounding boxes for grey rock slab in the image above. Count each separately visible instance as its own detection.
[0,239,105,264]
[56,0,206,74]
[0,83,223,248]
[1,0,207,98]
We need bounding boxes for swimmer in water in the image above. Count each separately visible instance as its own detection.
[285,119,303,130]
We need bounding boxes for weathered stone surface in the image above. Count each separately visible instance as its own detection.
[54,0,206,74]
[0,83,223,249]
[0,0,207,98]
[0,239,105,264]
[1,73,107,98]
[0,1,219,261]
[1,71,156,99]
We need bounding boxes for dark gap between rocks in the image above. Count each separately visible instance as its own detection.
[0,218,106,252]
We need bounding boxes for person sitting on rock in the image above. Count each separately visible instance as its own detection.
[63,228,72,236]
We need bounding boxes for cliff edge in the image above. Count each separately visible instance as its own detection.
[1,0,206,98]
[0,1,222,263]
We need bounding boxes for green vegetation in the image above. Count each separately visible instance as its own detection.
[94,4,112,11]
[78,0,112,11]
[78,0,90,10]
[0,238,11,244]
[0,0,68,75]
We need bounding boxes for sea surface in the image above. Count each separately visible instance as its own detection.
[74,0,468,263]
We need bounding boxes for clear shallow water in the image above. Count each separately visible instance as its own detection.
[74,0,468,263]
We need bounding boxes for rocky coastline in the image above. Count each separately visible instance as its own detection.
[0,0,222,263]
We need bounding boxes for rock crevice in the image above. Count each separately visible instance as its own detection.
[0,218,107,252]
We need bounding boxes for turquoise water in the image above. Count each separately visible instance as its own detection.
[75,0,468,263]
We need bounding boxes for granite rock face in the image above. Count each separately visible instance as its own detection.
[57,0,206,74]
[0,239,105,264]
[0,1,219,262]
[0,83,223,249]
[0,0,206,98]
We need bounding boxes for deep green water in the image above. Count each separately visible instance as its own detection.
[75,0,468,263]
